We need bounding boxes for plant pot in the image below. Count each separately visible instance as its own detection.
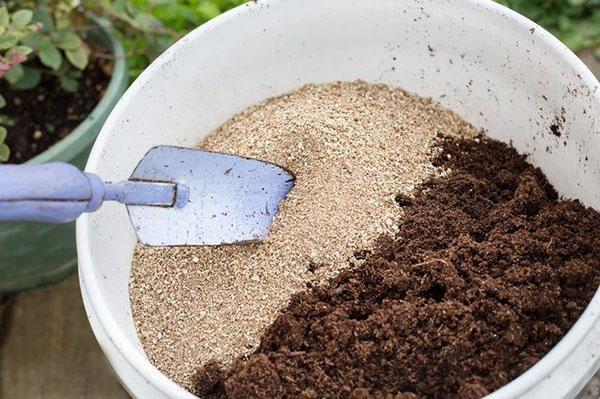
[77,1,600,398]
[0,18,128,293]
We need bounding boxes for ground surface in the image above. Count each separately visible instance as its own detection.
[0,53,599,399]
[0,275,129,398]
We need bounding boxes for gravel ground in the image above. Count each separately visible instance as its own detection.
[579,376,600,399]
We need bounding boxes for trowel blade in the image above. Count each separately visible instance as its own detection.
[127,145,295,246]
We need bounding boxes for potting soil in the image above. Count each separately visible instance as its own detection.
[192,135,600,399]
[130,81,478,388]
[1,53,112,163]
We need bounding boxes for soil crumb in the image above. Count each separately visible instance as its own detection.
[193,135,600,399]
[130,81,478,388]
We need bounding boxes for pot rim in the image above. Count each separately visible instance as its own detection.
[77,1,600,398]
[24,16,128,165]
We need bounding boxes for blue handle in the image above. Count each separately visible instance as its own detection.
[0,163,181,223]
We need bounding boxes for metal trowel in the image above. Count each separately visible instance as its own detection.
[0,146,295,246]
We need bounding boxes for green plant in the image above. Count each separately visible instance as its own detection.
[497,0,600,57]
[0,0,250,163]
[0,4,42,161]
[1,0,250,89]
[89,0,248,80]
[1,2,90,93]
[0,1,94,161]
[0,6,36,124]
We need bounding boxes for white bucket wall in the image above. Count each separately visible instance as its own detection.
[77,1,600,398]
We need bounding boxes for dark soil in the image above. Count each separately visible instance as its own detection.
[193,135,600,399]
[1,54,112,163]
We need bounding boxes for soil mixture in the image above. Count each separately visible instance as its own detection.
[1,53,112,163]
[130,81,477,388]
[193,135,600,399]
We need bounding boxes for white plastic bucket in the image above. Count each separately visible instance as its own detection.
[77,1,600,398]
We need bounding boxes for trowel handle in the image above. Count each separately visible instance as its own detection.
[0,163,181,223]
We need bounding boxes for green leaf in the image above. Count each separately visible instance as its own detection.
[104,0,138,27]
[65,47,89,70]
[11,66,41,90]
[21,32,42,48]
[0,94,5,108]
[33,8,54,33]
[11,10,33,28]
[197,2,222,20]
[0,33,19,50]
[59,75,79,92]
[561,30,585,51]
[0,115,14,126]
[0,6,8,28]
[39,42,63,70]
[133,13,162,31]
[153,2,199,28]
[0,143,9,162]
[0,126,6,142]
[53,31,81,50]
[7,45,33,57]
[4,64,24,84]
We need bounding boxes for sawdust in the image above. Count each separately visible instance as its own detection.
[129,81,478,389]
